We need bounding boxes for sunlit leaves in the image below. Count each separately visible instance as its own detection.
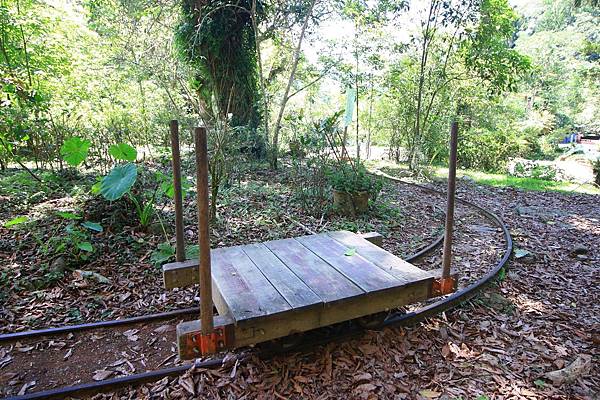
[3,216,28,228]
[108,143,137,161]
[60,137,91,166]
[57,211,82,220]
[461,0,531,93]
[77,242,94,252]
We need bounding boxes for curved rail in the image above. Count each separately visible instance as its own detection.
[375,171,513,327]
[2,172,512,400]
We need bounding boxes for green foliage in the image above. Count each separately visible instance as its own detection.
[327,162,383,199]
[515,1,599,136]
[458,128,520,172]
[150,242,175,266]
[60,137,92,166]
[151,242,200,266]
[289,112,341,215]
[176,0,263,129]
[3,215,28,228]
[99,163,138,201]
[43,213,102,262]
[47,222,98,262]
[128,192,155,228]
[534,379,546,388]
[108,143,137,162]
[0,0,597,208]
[156,171,190,200]
[497,267,506,281]
[462,0,532,93]
[448,169,599,194]
[0,0,71,168]
[56,211,81,220]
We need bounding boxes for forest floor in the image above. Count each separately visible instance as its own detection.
[0,157,598,399]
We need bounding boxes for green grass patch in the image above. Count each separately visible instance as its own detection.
[435,168,600,195]
[366,159,599,195]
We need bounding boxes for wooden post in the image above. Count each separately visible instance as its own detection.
[170,120,185,263]
[442,121,458,279]
[195,127,214,334]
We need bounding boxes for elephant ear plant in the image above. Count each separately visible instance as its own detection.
[97,143,158,229]
[61,138,158,229]
[60,137,92,167]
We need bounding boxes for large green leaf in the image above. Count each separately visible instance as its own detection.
[100,163,138,201]
[108,143,137,162]
[60,137,91,166]
[150,242,175,266]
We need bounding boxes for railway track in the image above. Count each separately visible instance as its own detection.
[0,173,512,400]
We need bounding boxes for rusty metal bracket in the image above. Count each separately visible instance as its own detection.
[193,327,231,355]
[177,317,235,359]
[432,276,457,296]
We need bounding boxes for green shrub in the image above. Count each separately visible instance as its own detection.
[327,162,383,200]
[458,128,520,172]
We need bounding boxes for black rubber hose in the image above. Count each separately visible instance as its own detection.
[2,358,226,400]
[0,307,199,343]
[376,171,513,326]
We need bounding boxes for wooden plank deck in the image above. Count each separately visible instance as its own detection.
[212,231,433,344]
[168,230,437,349]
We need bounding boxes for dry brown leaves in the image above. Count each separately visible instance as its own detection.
[109,181,598,399]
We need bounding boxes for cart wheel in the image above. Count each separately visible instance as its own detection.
[357,311,390,329]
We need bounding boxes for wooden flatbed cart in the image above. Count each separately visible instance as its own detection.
[163,123,458,360]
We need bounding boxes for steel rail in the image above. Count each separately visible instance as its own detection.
[0,307,199,343]
[375,171,513,327]
[2,173,512,400]
[3,359,226,400]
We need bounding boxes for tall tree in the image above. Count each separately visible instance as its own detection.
[402,0,530,169]
[176,0,264,134]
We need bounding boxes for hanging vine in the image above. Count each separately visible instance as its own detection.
[176,0,264,132]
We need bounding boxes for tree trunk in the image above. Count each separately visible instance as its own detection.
[366,81,374,159]
[270,0,318,169]
[251,0,270,150]
[412,0,438,170]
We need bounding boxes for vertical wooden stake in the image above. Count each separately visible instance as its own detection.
[170,120,185,263]
[442,121,458,279]
[195,127,214,334]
